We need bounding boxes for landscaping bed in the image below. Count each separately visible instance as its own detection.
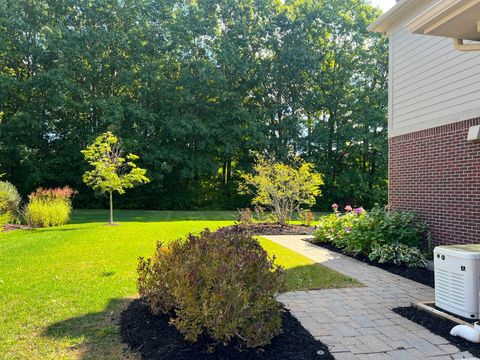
[3,224,30,232]
[393,306,480,358]
[219,223,314,236]
[120,299,333,360]
[312,242,434,287]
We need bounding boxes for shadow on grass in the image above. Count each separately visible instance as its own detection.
[43,298,138,360]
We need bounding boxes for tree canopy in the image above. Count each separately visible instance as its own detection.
[0,0,387,210]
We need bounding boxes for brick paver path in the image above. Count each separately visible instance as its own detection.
[266,235,476,360]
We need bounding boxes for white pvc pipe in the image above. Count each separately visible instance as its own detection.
[450,322,480,343]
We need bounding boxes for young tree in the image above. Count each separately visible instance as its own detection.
[82,132,150,224]
[241,157,323,225]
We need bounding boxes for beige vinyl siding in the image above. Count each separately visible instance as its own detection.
[388,2,480,138]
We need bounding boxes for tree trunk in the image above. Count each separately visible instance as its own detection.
[109,191,113,225]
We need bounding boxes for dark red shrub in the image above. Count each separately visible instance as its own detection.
[137,228,285,348]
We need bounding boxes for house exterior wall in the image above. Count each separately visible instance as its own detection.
[389,117,480,246]
[385,2,480,246]
[388,1,480,138]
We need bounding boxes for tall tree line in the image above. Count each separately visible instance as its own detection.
[0,0,388,210]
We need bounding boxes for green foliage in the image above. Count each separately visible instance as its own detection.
[241,157,323,225]
[24,187,75,228]
[0,211,12,230]
[313,206,427,267]
[344,207,426,255]
[369,243,428,268]
[314,211,357,245]
[137,228,285,348]
[0,181,21,220]
[82,132,149,195]
[0,0,387,211]
[25,198,72,228]
[82,132,149,223]
[298,209,315,226]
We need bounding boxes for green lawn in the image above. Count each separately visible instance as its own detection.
[0,210,357,360]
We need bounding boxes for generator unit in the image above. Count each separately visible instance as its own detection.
[434,245,480,319]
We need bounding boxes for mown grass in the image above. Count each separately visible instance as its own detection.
[0,210,356,359]
[258,237,359,291]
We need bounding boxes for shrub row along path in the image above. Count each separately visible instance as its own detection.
[265,235,475,360]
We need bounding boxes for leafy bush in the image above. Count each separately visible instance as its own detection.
[0,181,21,219]
[344,207,426,255]
[369,243,427,268]
[24,187,75,227]
[137,229,285,348]
[298,209,315,226]
[237,208,253,226]
[240,156,323,225]
[313,204,360,244]
[0,211,12,231]
[313,205,427,267]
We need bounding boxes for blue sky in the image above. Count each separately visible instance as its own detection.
[370,0,396,12]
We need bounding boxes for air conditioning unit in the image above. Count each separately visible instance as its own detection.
[434,245,480,319]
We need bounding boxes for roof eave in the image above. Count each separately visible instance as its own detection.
[368,0,419,33]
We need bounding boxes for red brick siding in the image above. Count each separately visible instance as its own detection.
[389,118,480,246]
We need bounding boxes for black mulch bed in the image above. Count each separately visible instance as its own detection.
[393,306,480,358]
[120,299,333,360]
[219,223,314,236]
[312,242,434,288]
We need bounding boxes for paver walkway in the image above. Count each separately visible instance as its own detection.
[266,235,476,360]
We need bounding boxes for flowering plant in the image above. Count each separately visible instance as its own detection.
[313,206,427,268]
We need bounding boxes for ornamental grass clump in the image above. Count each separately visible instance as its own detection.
[24,186,76,227]
[137,228,286,349]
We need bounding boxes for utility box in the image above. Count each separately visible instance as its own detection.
[467,125,480,142]
[434,245,480,319]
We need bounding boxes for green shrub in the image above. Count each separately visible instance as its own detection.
[0,211,12,231]
[344,207,426,255]
[313,204,360,244]
[137,228,285,348]
[24,187,75,228]
[369,243,427,268]
[298,209,315,226]
[313,205,427,267]
[0,181,21,219]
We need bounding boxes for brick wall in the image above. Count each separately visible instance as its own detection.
[389,118,480,246]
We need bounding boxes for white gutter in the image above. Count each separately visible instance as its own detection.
[406,0,480,51]
[367,0,419,33]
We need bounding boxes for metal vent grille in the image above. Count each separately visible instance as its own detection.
[435,269,466,308]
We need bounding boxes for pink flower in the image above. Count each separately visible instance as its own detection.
[331,203,339,209]
[354,207,365,215]
[346,226,352,232]
[345,205,353,212]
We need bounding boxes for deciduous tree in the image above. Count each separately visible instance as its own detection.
[241,157,323,225]
[82,132,150,224]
